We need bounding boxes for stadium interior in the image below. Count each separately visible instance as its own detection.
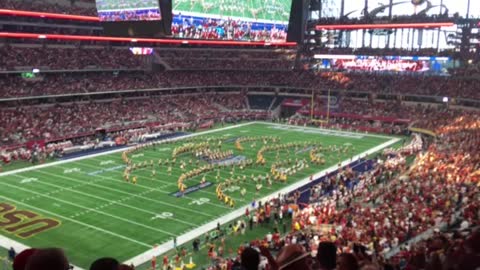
[0,0,479,270]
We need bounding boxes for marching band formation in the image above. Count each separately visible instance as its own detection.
[120,136,355,207]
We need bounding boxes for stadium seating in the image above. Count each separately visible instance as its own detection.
[0,93,259,147]
[0,0,97,16]
[2,70,480,100]
[0,45,143,70]
[1,3,479,270]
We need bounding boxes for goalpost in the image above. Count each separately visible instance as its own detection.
[310,89,331,126]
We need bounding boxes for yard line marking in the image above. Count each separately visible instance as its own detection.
[71,160,248,205]
[20,167,218,218]
[0,195,152,248]
[0,179,177,237]
[22,178,198,227]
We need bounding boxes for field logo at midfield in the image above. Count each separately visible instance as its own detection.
[0,203,60,238]
[209,155,246,166]
[171,182,212,197]
[63,168,81,174]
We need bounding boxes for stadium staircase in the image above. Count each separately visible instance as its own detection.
[152,52,173,70]
[245,96,251,110]
[268,97,277,111]
[212,102,229,111]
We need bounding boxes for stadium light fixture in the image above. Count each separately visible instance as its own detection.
[0,32,297,47]
[316,22,455,30]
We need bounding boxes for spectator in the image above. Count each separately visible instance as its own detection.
[25,248,70,270]
[12,249,37,270]
[89,257,119,270]
[240,247,260,270]
[316,242,336,270]
[8,247,16,261]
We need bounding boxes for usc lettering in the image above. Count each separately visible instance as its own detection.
[0,203,60,238]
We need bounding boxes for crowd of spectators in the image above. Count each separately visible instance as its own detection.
[0,67,480,100]
[290,99,453,134]
[166,58,294,70]
[0,93,256,148]
[2,69,480,100]
[0,46,143,70]
[0,46,295,71]
[0,0,97,16]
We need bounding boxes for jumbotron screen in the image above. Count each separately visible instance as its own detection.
[95,0,162,22]
[172,0,292,42]
[313,55,452,75]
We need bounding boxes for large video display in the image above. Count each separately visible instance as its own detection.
[96,0,162,22]
[313,55,451,75]
[172,0,293,42]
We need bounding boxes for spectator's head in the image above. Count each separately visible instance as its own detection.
[317,242,336,270]
[25,248,70,270]
[276,244,313,270]
[241,247,260,270]
[13,249,37,270]
[89,257,119,270]
[337,253,359,270]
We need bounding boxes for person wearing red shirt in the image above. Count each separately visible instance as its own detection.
[162,255,168,270]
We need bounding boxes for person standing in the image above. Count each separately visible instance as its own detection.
[8,247,16,262]
[151,256,156,270]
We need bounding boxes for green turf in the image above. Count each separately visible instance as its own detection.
[96,0,159,11]
[0,246,12,269]
[173,0,291,22]
[0,122,393,268]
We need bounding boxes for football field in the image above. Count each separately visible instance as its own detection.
[173,0,292,22]
[0,122,398,269]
